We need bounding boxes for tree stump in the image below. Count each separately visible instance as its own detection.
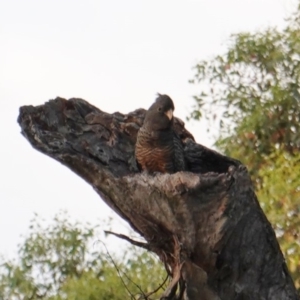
[17,97,299,300]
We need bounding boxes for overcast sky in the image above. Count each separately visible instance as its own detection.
[0,0,297,258]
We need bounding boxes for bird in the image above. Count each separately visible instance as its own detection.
[135,94,186,173]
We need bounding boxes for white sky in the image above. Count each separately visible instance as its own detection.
[0,0,297,258]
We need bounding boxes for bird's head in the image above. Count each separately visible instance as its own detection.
[143,94,175,131]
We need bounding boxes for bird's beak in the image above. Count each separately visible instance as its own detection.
[165,109,173,120]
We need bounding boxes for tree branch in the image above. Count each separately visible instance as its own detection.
[18,97,299,299]
[104,230,151,251]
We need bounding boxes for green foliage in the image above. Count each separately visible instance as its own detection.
[257,149,300,289]
[190,2,300,290]
[0,212,166,299]
[190,5,300,175]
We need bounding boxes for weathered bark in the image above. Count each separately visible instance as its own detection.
[18,97,299,300]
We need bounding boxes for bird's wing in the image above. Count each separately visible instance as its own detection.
[173,132,186,172]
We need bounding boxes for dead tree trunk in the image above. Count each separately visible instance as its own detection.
[17,97,299,300]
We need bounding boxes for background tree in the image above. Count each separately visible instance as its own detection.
[190,2,300,291]
[0,212,166,300]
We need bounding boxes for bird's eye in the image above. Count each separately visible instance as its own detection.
[158,107,162,112]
